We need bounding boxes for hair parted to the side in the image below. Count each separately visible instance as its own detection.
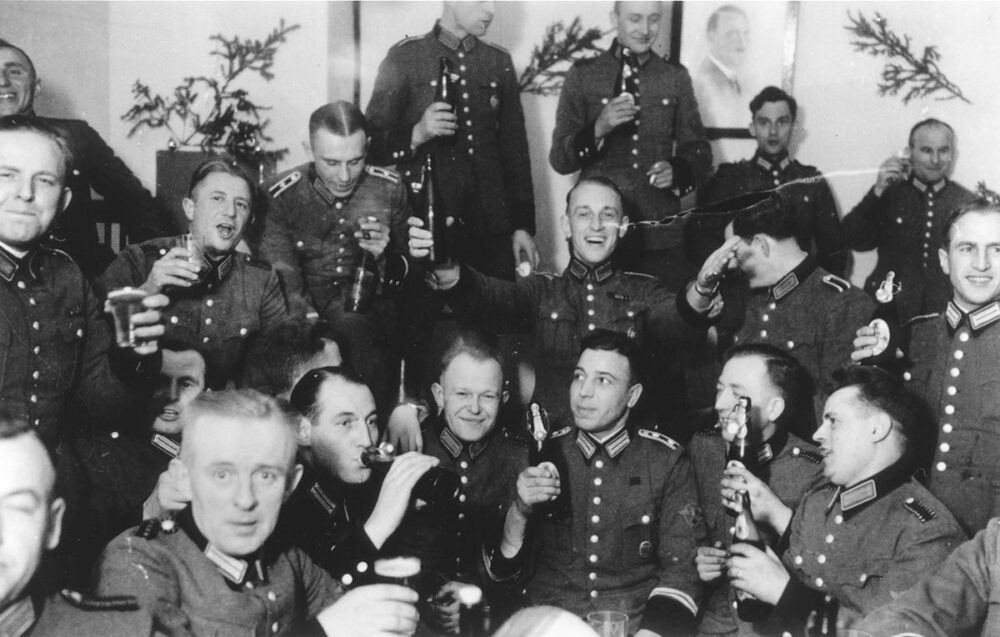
[288,366,369,424]
[749,85,797,120]
[0,114,74,179]
[731,190,800,242]
[579,328,644,386]
[723,342,816,430]
[309,101,367,138]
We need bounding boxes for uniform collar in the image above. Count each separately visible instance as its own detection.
[610,39,651,67]
[754,152,791,174]
[576,427,631,461]
[946,300,1000,332]
[204,253,235,287]
[0,598,35,637]
[0,244,43,283]
[757,429,788,465]
[768,255,817,301]
[566,256,615,285]
[437,418,492,460]
[179,508,269,588]
[434,21,478,53]
[309,165,360,207]
[150,433,180,459]
[911,176,947,194]
[826,458,910,518]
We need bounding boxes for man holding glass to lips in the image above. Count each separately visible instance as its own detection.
[97,157,288,389]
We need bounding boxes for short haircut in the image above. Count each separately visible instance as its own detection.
[565,175,625,209]
[731,190,798,241]
[179,389,301,468]
[749,86,797,120]
[723,343,815,430]
[437,328,504,382]
[707,5,747,32]
[579,328,644,386]
[831,366,932,461]
[0,39,37,81]
[908,118,954,147]
[0,408,57,501]
[288,366,369,424]
[309,101,367,138]
[242,319,347,395]
[188,156,257,209]
[0,114,74,179]
[940,200,1000,247]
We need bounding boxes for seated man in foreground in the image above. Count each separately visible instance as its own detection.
[720,366,965,633]
[92,389,420,636]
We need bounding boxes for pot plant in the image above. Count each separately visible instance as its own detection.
[121,20,299,233]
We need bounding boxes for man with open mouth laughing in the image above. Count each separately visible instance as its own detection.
[97,157,288,390]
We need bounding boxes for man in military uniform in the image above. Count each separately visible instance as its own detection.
[842,118,977,321]
[0,412,153,637]
[281,366,439,585]
[687,86,846,276]
[404,177,715,439]
[242,318,344,397]
[685,192,873,435]
[97,157,288,389]
[494,330,705,637]
[853,202,1000,535]
[0,40,165,277]
[92,389,422,637]
[260,101,409,406]
[365,1,537,280]
[690,344,824,636]
[720,366,965,634]
[550,1,712,285]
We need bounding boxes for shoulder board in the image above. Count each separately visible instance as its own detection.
[533,270,559,280]
[268,171,301,198]
[365,165,400,184]
[551,425,573,439]
[390,34,424,49]
[59,589,140,612]
[791,446,823,464]
[821,274,851,293]
[695,427,722,437]
[141,243,170,257]
[482,40,510,55]
[133,518,161,540]
[902,496,937,523]
[241,253,273,271]
[904,311,941,327]
[502,428,531,446]
[39,245,74,264]
[623,271,656,280]
[638,428,680,450]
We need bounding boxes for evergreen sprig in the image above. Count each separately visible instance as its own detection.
[519,18,610,95]
[976,182,1000,206]
[845,12,970,105]
[121,20,299,165]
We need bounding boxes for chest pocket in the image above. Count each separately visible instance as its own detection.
[610,304,647,343]
[619,502,656,569]
[642,92,678,153]
[536,308,579,359]
[53,315,85,391]
[295,235,325,261]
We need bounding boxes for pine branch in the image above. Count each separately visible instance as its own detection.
[519,18,610,96]
[845,11,970,105]
[976,182,1000,207]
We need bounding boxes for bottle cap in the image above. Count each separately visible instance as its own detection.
[374,556,421,579]
[456,585,483,606]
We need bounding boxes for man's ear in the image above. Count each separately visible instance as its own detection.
[627,382,644,409]
[765,396,786,423]
[619,215,630,238]
[284,463,304,501]
[938,247,950,277]
[183,197,196,223]
[297,416,313,447]
[560,214,572,240]
[45,497,66,551]
[748,119,757,139]
[169,458,193,502]
[754,234,771,258]
[57,187,72,216]
[871,412,893,443]
[431,382,445,413]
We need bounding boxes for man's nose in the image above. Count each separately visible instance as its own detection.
[233,476,258,510]
[338,164,351,182]
[15,175,34,202]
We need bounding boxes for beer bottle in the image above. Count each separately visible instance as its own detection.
[731,490,772,623]
[613,46,640,133]
[435,57,457,113]
[804,594,839,636]
[345,219,379,313]
[860,271,903,369]
[456,584,492,637]
[526,403,569,519]
[418,154,451,265]
[362,443,462,506]
[725,397,758,516]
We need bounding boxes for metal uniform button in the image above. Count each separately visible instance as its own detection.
[593,496,601,505]
[458,494,467,503]
[825,534,834,544]
[335,202,343,209]
[937,461,947,471]
[28,297,36,305]
[859,573,868,584]
[589,554,598,563]
[593,477,602,486]
[815,577,824,587]
[267,591,277,602]
[170,316,179,324]
[587,309,595,316]
[787,341,795,349]
[641,515,650,524]
[944,405,955,415]
[760,330,767,338]
[550,312,558,319]
[817,555,827,564]
[32,371,39,380]
[794,555,803,565]
[942,424,953,433]
[959,332,970,342]
[834,515,843,525]
[940,443,950,452]
[590,535,599,543]
[589,572,597,581]
[240,328,248,336]
[30,395,37,403]
[591,515,600,523]
[33,346,40,355]
[271,622,279,634]
[460,461,469,469]
[460,476,469,484]
[341,573,353,586]
[31,321,39,330]
[296,241,304,248]
[588,323,595,330]
[762,314,769,322]
[950,368,960,377]
[590,591,598,598]
[594,460,604,469]
[954,350,964,360]
[902,371,912,381]
[17,281,25,290]
[202,337,210,343]
[947,386,957,395]
[204,318,212,326]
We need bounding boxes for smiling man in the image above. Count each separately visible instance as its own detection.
[842,118,977,321]
[717,366,964,634]
[550,1,711,285]
[97,157,287,389]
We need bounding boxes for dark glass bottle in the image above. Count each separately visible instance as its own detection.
[345,249,378,313]
[805,594,839,636]
[435,57,457,113]
[861,271,903,368]
[418,153,451,265]
[725,397,758,517]
[457,585,492,637]
[613,46,640,132]
[362,443,461,506]
[731,490,772,622]
[526,403,569,519]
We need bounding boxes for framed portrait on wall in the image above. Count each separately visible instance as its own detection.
[674,0,800,161]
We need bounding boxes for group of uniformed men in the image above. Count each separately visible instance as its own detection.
[1,1,999,636]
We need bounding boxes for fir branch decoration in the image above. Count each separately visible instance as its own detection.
[519,18,610,95]
[845,12,970,105]
[121,20,300,165]
[976,182,1000,206]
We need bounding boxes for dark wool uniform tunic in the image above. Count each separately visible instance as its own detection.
[688,428,824,636]
[365,22,535,280]
[902,301,1000,535]
[524,427,706,636]
[764,462,965,635]
[842,176,976,321]
[854,517,1000,637]
[96,236,288,388]
[441,257,708,430]
[688,153,846,276]
[0,590,152,637]
[93,513,343,637]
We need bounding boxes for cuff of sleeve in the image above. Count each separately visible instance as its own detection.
[776,516,794,555]
[641,591,698,636]
[676,283,717,329]
[483,543,523,583]
[668,157,696,196]
[770,577,822,631]
[511,203,536,236]
[439,264,475,300]
[573,124,602,165]
[387,129,415,163]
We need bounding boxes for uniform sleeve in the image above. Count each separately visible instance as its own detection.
[259,195,315,318]
[93,245,151,299]
[92,536,195,637]
[809,176,848,278]
[497,52,536,235]
[666,65,712,193]
[441,266,539,333]
[841,186,887,252]
[641,452,706,636]
[258,269,290,328]
[854,521,997,637]
[77,123,164,243]
[365,48,418,166]
[549,64,598,175]
[290,548,345,620]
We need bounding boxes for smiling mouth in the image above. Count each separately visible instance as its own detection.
[158,408,180,422]
[216,223,236,240]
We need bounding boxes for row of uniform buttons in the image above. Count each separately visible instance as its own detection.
[787,513,869,590]
[935,327,968,472]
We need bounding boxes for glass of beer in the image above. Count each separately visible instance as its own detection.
[586,610,628,637]
[183,234,210,281]
[374,556,421,588]
[106,287,149,348]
